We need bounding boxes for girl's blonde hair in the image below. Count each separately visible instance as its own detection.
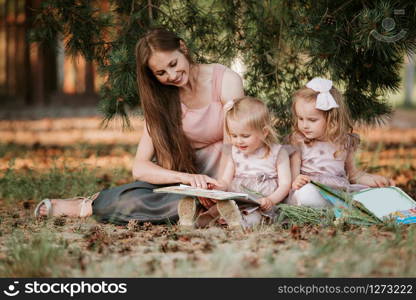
[291,85,356,151]
[224,96,278,157]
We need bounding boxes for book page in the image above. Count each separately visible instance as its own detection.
[153,185,259,205]
[352,187,416,220]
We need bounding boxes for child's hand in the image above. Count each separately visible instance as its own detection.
[292,174,310,190]
[209,181,228,191]
[365,174,395,188]
[197,183,218,209]
[198,197,216,209]
[258,197,274,211]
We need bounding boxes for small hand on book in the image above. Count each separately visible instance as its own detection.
[258,197,274,211]
[198,183,218,209]
[292,174,311,190]
[208,180,228,192]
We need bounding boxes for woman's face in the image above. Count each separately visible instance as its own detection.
[147,49,190,87]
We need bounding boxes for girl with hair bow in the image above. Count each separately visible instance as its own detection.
[288,77,395,207]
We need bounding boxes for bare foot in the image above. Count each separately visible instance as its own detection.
[38,198,93,217]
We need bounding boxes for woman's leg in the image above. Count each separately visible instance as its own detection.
[91,181,182,225]
[291,183,331,208]
[35,181,184,225]
[37,193,98,217]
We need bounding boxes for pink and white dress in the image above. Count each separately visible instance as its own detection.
[230,144,282,196]
[287,133,369,208]
[229,144,284,226]
[296,133,368,192]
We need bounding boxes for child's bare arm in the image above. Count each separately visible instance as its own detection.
[345,148,394,187]
[289,150,310,190]
[212,154,235,191]
[290,150,301,181]
[259,149,291,210]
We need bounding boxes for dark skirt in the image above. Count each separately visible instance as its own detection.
[92,181,184,225]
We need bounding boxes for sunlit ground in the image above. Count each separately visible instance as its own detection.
[0,109,415,277]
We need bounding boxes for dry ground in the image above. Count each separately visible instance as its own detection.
[0,109,415,277]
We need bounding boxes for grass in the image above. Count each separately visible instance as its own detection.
[0,139,415,277]
[0,160,131,203]
[0,229,76,277]
[0,165,130,204]
[0,209,416,277]
[0,142,137,159]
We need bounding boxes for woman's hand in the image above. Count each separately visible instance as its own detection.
[180,175,219,209]
[181,173,219,189]
[258,197,274,211]
[292,174,310,190]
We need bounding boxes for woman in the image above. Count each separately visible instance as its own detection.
[34,28,244,225]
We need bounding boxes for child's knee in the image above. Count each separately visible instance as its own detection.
[292,183,330,208]
[241,210,262,228]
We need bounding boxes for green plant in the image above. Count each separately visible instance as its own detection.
[30,0,416,134]
[0,163,128,202]
[0,230,74,277]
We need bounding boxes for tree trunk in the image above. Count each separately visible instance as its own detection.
[404,54,414,107]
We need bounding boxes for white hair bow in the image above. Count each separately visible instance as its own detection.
[306,77,339,111]
[223,99,235,112]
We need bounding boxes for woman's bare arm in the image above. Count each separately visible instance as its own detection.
[221,68,245,105]
[132,121,218,187]
[216,68,245,178]
[132,121,185,183]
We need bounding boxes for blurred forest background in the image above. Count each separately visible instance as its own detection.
[0,0,415,123]
[0,0,415,196]
[0,0,416,278]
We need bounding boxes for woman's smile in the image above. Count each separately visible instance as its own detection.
[171,73,183,84]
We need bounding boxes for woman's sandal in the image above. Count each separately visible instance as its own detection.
[34,195,96,218]
[34,199,52,218]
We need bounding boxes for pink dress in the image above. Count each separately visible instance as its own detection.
[229,144,283,226]
[230,144,282,196]
[181,64,226,178]
[93,64,230,225]
[296,133,368,192]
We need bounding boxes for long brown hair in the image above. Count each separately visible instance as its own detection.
[135,28,197,173]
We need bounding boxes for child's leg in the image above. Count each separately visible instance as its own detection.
[217,200,243,230]
[241,210,262,228]
[195,205,220,228]
[291,183,330,208]
[177,196,197,228]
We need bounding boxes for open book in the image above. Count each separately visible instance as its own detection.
[153,184,260,205]
[311,181,416,223]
